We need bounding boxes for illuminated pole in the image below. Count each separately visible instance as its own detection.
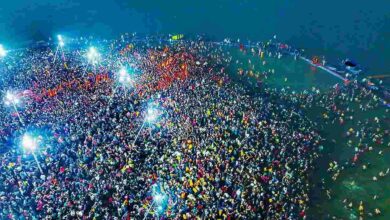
[143,200,155,220]
[31,151,43,174]
[117,67,134,98]
[11,100,24,126]
[143,184,168,219]
[85,47,100,75]
[143,195,164,220]
[133,107,159,146]
[53,35,65,63]
[59,42,65,62]
[22,134,43,174]
[133,120,145,146]
[53,46,59,63]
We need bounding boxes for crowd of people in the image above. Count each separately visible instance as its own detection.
[0,35,387,219]
[233,46,389,218]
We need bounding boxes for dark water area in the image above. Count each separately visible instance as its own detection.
[0,0,389,74]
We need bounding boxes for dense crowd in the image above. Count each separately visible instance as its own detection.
[234,47,389,218]
[0,36,386,219]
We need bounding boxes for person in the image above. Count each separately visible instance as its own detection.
[358,201,364,216]
[0,34,388,219]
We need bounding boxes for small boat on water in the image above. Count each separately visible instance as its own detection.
[343,59,362,75]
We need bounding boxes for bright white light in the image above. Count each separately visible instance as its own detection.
[146,108,158,122]
[119,68,127,77]
[89,47,97,57]
[118,67,134,85]
[119,76,125,83]
[22,134,37,151]
[154,194,164,203]
[87,47,100,64]
[6,92,14,101]
[118,68,127,83]
[5,91,20,105]
[14,98,20,105]
[0,44,7,58]
[57,35,65,47]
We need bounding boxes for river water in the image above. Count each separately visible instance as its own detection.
[229,48,390,219]
[1,0,389,74]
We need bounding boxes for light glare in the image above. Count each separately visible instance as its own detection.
[146,108,158,122]
[6,92,14,101]
[5,91,21,105]
[119,68,127,76]
[22,134,37,151]
[0,44,7,58]
[154,194,164,203]
[87,47,99,64]
[117,67,134,85]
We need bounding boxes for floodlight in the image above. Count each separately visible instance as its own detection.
[6,92,14,101]
[0,44,7,58]
[87,47,99,63]
[119,68,127,76]
[22,134,37,151]
[154,194,164,203]
[146,108,158,122]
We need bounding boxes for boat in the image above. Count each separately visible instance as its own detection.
[343,59,362,75]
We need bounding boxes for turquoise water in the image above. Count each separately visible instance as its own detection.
[0,0,389,73]
[230,48,390,219]
[228,49,339,90]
